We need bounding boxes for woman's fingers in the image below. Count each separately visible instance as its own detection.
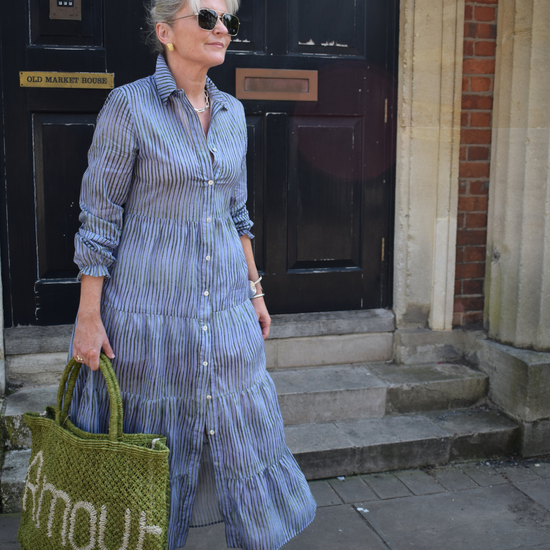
[252,298,271,340]
[73,312,114,370]
[102,338,116,360]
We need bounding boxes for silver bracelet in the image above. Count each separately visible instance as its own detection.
[249,276,263,294]
[251,293,265,299]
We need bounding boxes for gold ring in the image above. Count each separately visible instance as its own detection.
[75,355,84,362]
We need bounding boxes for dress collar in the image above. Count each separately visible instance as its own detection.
[154,54,228,110]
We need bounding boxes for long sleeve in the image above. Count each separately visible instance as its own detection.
[230,107,254,239]
[74,88,138,279]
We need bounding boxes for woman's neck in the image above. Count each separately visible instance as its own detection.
[166,55,208,108]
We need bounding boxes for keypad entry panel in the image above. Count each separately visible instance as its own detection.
[49,0,81,20]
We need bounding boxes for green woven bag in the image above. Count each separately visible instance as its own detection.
[18,354,170,550]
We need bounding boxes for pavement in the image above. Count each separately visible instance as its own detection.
[2,457,550,550]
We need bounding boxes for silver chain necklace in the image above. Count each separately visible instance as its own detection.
[194,89,210,113]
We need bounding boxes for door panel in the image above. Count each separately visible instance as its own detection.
[34,114,96,279]
[288,117,362,271]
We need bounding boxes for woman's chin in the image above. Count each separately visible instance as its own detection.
[206,53,227,68]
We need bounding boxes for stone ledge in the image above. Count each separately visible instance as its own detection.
[266,332,393,369]
[269,309,395,340]
[2,310,396,358]
[6,352,67,389]
[4,325,73,356]
[286,408,519,480]
[394,328,486,365]
[477,339,550,423]
[0,449,31,513]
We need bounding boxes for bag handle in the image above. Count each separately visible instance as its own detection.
[56,353,123,442]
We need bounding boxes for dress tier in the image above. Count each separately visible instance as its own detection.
[71,55,316,550]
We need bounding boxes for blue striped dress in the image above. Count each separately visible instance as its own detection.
[71,54,316,550]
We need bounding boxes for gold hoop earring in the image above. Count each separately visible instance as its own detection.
[167,43,174,52]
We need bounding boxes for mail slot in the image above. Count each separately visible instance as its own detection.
[236,69,318,102]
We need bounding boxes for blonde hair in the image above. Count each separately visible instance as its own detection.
[145,0,240,55]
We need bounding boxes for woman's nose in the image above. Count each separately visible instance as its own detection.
[213,15,229,35]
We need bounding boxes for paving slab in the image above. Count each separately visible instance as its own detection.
[282,504,388,550]
[308,480,342,506]
[327,476,378,503]
[394,469,446,495]
[460,462,508,486]
[272,365,386,424]
[362,472,412,499]
[0,514,21,549]
[182,521,227,549]
[429,465,479,491]
[530,461,550,479]
[356,484,550,550]
[494,463,543,484]
[514,478,550,513]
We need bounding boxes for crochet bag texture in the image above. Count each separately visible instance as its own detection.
[17,354,170,550]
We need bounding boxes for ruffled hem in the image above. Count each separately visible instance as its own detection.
[223,448,317,550]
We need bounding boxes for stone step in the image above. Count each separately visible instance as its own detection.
[272,363,489,425]
[1,363,487,451]
[285,407,520,480]
[2,408,519,513]
[2,310,396,388]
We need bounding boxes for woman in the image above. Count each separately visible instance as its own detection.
[70,0,316,548]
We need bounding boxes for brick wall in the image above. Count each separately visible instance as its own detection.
[454,0,497,326]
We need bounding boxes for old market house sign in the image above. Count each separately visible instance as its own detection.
[0,0,398,327]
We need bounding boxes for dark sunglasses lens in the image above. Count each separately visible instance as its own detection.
[197,9,218,30]
[222,14,240,36]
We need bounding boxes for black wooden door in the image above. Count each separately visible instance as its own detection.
[0,0,398,326]
[211,0,399,313]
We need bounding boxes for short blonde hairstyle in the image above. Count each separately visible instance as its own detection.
[145,0,240,55]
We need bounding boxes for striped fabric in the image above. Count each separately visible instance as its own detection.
[71,54,316,550]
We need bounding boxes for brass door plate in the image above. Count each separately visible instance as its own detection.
[20,72,114,89]
[236,69,318,102]
[49,0,82,21]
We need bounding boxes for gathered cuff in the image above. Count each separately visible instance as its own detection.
[237,227,254,240]
[76,265,111,282]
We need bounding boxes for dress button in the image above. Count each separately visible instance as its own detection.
[206,255,211,261]
[204,290,209,296]
[208,180,214,186]
[206,395,212,400]
[203,325,208,331]
[212,147,217,152]
[209,430,215,435]
[206,217,212,223]
[203,361,208,366]
[214,461,219,466]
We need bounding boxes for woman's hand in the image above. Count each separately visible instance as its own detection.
[73,275,115,370]
[252,296,271,340]
[73,311,115,371]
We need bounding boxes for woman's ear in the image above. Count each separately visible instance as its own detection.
[156,22,173,47]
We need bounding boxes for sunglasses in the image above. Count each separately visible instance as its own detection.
[170,9,240,36]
